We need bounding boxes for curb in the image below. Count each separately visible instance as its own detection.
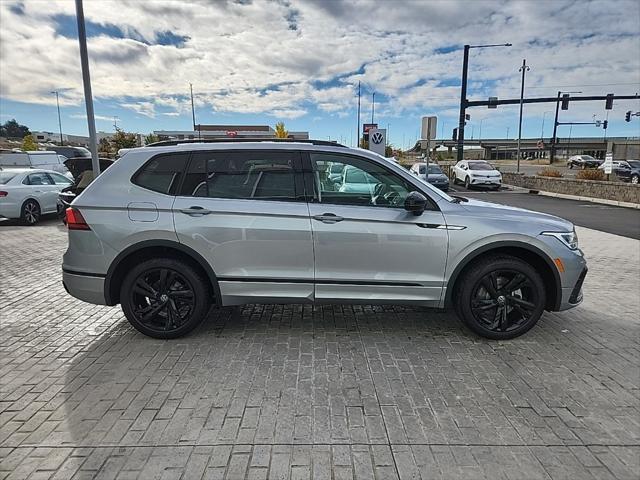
[524,189,640,209]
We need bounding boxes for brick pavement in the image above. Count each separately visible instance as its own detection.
[0,219,638,479]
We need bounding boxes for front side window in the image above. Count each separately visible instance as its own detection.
[179,151,298,201]
[311,153,413,208]
[133,153,188,194]
[48,172,73,185]
[24,172,54,185]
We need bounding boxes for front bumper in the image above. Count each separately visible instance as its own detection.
[469,177,501,186]
[62,270,108,305]
[557,266,588,311]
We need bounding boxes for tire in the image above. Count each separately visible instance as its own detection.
[21,199,41,225]
[631,175,639,185]
[464,176,471,189]
[454,255,546,340]
[120,257,211,339]
[568,162,573,169]
[581,163,586,170]
[452,173,459,185]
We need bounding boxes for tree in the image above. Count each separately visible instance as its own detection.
[112,127,138,150]
[385,145,393,157]
[1,119,30,138]
[144,133,159,145]
[274,122,288,139]
[21,134,38,151]
[98,137,113,156]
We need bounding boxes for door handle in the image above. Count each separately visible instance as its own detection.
[179,206,212,216]
[313,213,344,224]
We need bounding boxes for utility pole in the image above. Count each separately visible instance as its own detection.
[371,92,376,124]
[190,83,201,140]
[550,90,581,164]
[75,0,99,176]
[51,91,63,146]
[516,59,530,172]
[356,81,361,148]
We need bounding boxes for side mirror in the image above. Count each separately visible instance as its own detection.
[404,191,428,216]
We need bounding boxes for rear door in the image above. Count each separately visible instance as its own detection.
[24,172,58,212]
[305,152,448,304]
[173,149,314,305]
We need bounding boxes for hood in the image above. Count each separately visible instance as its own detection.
[64,157,114,180]
[459,197,573,231]
[426,173,449,181]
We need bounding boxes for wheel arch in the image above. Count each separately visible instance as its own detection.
[446,241,561,311]
[104,240,220,306]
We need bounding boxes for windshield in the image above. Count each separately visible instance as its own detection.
[418,164,443,174]
[627,160,640,169]
[344,167,374,184]
[0,172,17,184]
[468,162,494,171]
[582,155,595,160]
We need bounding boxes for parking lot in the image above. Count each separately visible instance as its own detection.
[1,212,639,479]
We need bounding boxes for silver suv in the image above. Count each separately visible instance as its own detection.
[62,140,587,340]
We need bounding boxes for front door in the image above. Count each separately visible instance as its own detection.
[306,152,448,305]
[173,149,314,305]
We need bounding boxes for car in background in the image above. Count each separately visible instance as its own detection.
[598,159,640,184]
[452,160,502,190]
[409,162,450,191]
[0,151,72,178]
[338,165,378,194]
[327,162,345,183]
[0,168,73,225]
[567,154,602,169]
[49,146,92,159]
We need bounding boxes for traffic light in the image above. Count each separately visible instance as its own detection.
[626,111,632,122]
[602,120,608,130]
[605,94,614,110]
[561,94,570,110]
[452,128,458,141]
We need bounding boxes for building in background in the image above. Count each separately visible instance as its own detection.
[32,131,116,145]
[154,125,309,141]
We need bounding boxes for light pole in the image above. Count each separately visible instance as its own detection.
[371,92,376,124]
[75,0,99,176]
[550,90,582,163]
[457,43,512,161]
[51,91,63,146]
[516,59,530,172]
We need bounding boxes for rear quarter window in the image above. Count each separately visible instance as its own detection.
[132,153,189,195]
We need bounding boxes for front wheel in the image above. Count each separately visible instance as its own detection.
[455,255,546,339]
[464,176,471,189]
[120,258,211,338]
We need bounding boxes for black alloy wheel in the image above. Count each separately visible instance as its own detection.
[456,255,546,339]
[21,200,41,225]
[121,258,211,338]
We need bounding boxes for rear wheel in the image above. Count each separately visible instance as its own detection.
[21,200,41,225]
[455,255,546,339]
[631,175,639,185]
[120,258,211,339]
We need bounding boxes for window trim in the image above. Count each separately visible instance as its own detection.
[302,151,439,211]
[131,152,190,195]
[176,149,306,202]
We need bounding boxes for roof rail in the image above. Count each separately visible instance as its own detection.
[145,138,347,148]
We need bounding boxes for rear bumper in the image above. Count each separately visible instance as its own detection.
[62,270,108,305]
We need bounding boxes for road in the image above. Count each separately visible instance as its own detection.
[449,186,640,239]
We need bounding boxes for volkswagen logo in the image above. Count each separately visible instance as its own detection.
[371,132,384,144]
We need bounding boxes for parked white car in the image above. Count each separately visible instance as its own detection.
[0,168,73,225]
[0,151,72,178]
[452,160,502,189]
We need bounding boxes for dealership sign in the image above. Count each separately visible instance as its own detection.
[367,128,386,156]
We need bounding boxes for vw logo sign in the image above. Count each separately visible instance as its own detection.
[371,132,384,144]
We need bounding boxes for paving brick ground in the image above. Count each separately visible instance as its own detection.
[0,218,638,479]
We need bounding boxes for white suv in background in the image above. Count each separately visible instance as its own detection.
[0,151,72,178]
[452,160,502,190]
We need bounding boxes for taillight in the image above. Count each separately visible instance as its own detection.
[0,191,7,197]
[66,207,91,231]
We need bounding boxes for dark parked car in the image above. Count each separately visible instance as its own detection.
[567,155,603,169]
[599,160,640,184]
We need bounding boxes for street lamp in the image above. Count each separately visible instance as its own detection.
[516,59,530,172]
[51,91,63,146]
[457,43,512,161]
[550,90,582,163]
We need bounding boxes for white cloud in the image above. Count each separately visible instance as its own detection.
[0,0,638,122]
[69,113,115,121]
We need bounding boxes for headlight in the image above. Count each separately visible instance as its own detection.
[542,230,579,250]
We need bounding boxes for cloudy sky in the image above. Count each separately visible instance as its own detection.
[1,0,639,147]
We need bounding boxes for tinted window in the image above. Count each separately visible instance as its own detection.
[49,172,73,185]
[468,162,494,171]
[179,151,298,200]
[312,153,413,208]
[133,153,188,194]
[30,154,58,166]
[628,160,640,169]
[24,172,54,185]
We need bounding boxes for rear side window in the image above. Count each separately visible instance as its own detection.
[179,151,298,201]
[23,172,54,185]
[133,153,188,195]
